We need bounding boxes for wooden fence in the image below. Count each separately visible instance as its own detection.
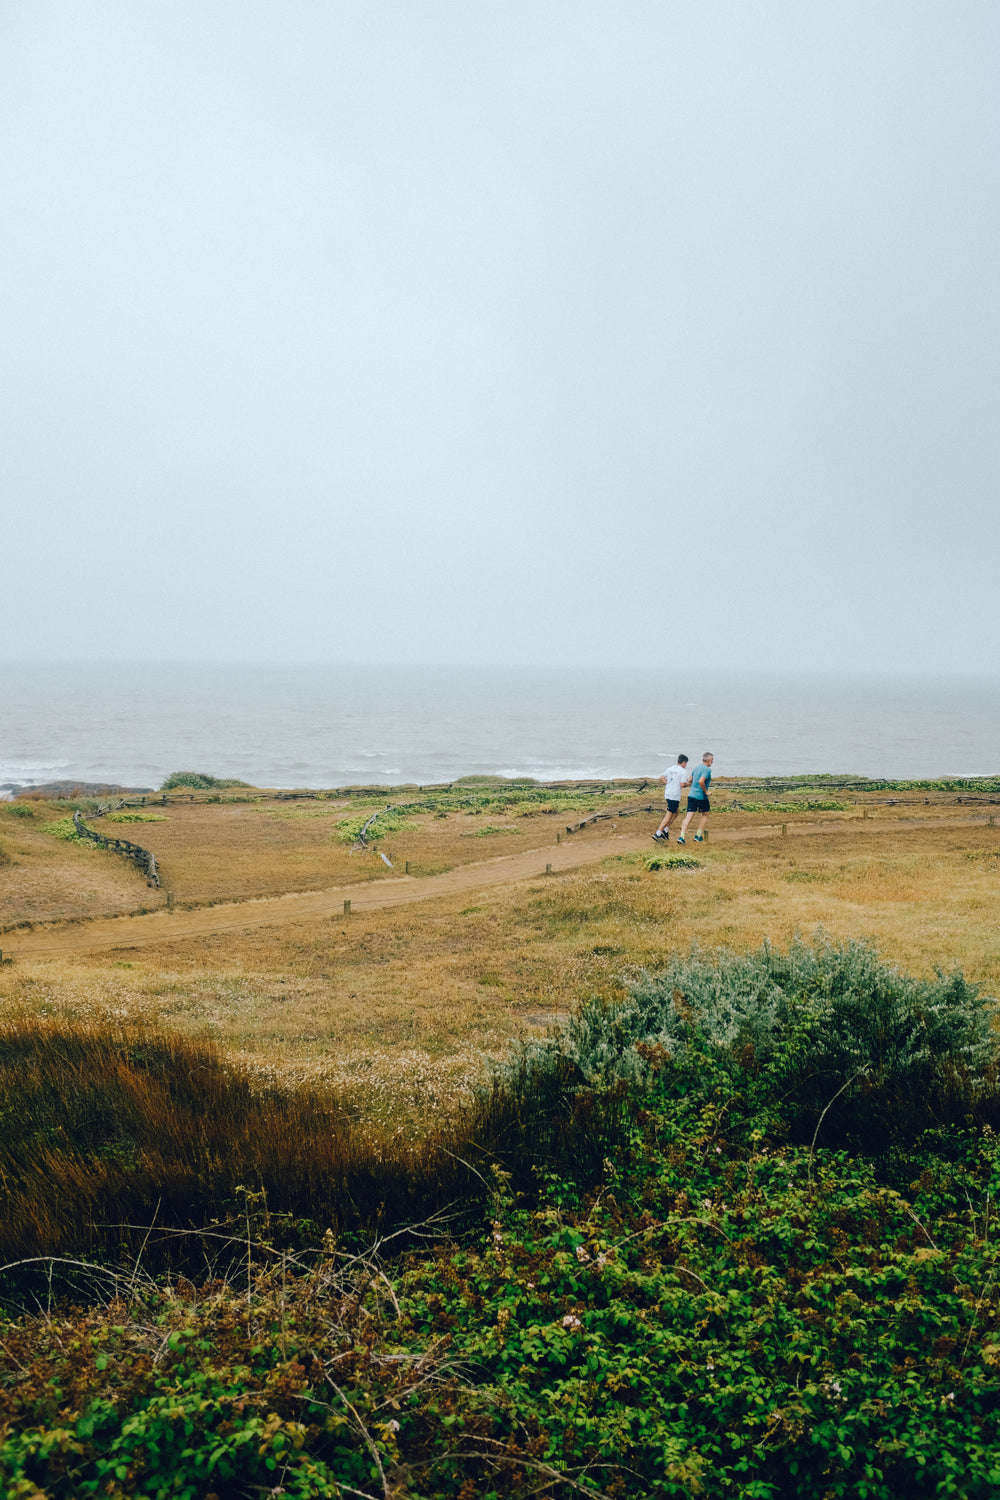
[73,809,160,887]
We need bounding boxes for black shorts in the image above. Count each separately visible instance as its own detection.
[686,795,710,814]
[665,799,680,813]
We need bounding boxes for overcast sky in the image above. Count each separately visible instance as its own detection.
[2,1,998,673]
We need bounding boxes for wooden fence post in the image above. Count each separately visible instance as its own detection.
[344,899,352,914]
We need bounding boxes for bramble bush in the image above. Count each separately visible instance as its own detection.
[3,1092,1000,1497]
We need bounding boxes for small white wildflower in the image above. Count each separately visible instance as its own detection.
[562,1315,582,1329]
[575,1245,590,1263]
[386,1418,400,1433]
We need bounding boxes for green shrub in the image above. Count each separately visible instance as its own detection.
[39,817,86,843]
[3,1113,1000,1499]
[160,772,252,790]
[336,806,415,844]
[485,939,1000,1168]
[645,852,701,870]
[4,942,1000,1498]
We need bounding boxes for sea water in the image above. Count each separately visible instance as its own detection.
[1,661,998,792]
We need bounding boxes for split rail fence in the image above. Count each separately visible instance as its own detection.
[72,807,160,887]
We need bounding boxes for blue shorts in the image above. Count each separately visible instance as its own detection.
[686,795,710,814]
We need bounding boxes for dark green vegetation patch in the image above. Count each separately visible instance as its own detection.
[2,940,1000,1497]
[160,771,253,790]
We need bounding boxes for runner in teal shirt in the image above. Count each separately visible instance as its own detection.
[690,759,712,800]
[677,752,714,844]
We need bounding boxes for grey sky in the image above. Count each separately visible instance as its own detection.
[2,2,998,671]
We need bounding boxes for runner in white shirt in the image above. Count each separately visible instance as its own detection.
[653,755,690,841]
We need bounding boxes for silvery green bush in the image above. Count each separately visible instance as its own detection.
[498,938,999,1153]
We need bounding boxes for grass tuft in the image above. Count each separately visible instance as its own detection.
[645,852,702,870]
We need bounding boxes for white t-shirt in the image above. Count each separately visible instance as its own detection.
[663,763,688,800]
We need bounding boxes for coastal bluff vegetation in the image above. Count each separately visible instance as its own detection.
[1,774,999,1497]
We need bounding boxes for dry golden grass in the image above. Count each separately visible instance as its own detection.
[2,791,622,920]
[3,783,989,923]
[2,788,997,1124]
[0,802,156,924]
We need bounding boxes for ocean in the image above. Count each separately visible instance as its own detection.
[1,661,998,793]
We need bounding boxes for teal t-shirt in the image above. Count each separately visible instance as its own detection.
[690,762,712,800]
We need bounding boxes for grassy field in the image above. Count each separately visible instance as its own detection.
[2,779,1000,1497]
[1,781,997,1125]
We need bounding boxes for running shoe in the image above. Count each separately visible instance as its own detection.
[694,834,704,843]
[676,835,685,845]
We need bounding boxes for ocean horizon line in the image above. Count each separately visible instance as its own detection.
[4,661,999,788]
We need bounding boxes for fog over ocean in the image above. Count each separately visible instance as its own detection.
[2,662,998,793]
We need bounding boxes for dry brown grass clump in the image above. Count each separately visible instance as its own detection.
[0,1014,485,1267]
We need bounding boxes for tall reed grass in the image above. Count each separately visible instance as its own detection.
[0,1019,485,1286]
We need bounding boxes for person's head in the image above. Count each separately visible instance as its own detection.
[678,754,688,765]
[703,751,713,764]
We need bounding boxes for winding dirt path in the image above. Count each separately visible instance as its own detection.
[3,815,994,959]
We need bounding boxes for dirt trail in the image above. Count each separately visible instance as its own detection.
[3,815,993,959]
